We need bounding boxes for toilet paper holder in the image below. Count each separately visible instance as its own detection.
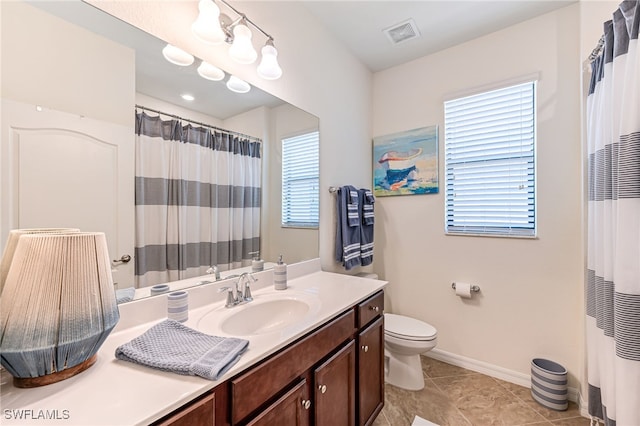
[451,282,481,293]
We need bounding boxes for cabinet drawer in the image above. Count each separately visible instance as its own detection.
[231,309,355,424]
[357,291,384,328]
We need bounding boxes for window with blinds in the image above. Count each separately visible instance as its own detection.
[444,81,536,237]
[281,131,320,228]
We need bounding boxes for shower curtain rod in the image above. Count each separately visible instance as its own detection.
[135,104,262,142]
[588,35,605,61]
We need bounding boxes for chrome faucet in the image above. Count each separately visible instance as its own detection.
[218,272,257,308]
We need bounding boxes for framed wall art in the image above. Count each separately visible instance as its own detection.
[373,126,438,196]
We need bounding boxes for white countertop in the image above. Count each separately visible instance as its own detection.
[0,260,386,425]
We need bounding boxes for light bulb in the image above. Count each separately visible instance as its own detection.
[162,44,194,66]
[197,61,225,81]
[228,23,257,64]
[226,75,251,93]
[257,43,282,80]
[191,0,226,45]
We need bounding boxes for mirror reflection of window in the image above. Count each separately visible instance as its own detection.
[281,131,320,228]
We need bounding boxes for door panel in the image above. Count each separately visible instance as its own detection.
[358,316,384,425]
[314,340,356,426]
[1,99,134,288]
[247,379,310,426]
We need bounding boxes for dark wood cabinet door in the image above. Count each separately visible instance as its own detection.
[358,316,384,426]
[314,340,356,426]
[155,391,215,426]
[246,379,310,426]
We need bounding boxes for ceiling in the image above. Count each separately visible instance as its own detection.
[31,0,577,119]
[302,0,577,72]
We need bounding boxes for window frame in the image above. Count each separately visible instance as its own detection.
[280,129,320,229]
[443,80,538,238]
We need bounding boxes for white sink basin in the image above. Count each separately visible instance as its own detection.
[197,292,320,337]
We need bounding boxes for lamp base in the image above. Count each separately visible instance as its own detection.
[13,355,98,388]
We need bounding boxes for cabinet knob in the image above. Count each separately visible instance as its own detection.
[318,384,327,394]
[301,399,311,410]
[362,345,369,352]
[369,305,379,312]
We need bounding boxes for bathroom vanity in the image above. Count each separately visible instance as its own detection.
[158,290,384,425]
[0,260,386,426]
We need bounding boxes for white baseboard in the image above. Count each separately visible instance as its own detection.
[424,349,580,404]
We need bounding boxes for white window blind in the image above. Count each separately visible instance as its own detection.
[444,81,536,237]
[282,131,319,228]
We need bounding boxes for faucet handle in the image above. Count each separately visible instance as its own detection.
[239,272,256,302]
[207,265,221,280]
[243,285,253,302]
[218,286,236,308]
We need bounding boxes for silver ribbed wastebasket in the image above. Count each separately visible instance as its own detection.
[530,358,568,411]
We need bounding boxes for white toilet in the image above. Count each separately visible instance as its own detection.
[384,313,437,391]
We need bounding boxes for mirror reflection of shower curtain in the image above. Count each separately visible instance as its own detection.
[586,2,640,425]
[134,112,261,287]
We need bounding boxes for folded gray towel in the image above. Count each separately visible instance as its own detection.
[116,287,136,304]
[115,319,249,380]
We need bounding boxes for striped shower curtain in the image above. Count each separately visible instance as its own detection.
[586,2,640,425]
[134,112,261,287]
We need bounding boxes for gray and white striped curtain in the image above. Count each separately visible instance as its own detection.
[135,112,261,287]
[586,2,640,425]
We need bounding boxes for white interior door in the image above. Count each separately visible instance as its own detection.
[1,99,135,289]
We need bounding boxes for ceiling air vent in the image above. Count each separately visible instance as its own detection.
[383,18,421,45]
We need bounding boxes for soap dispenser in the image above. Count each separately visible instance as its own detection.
[250,251,264,272]
[274,255,287,290]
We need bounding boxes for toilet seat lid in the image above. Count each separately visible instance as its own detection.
[384,313,437,340]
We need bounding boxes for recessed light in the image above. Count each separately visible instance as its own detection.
[181,94,195,101]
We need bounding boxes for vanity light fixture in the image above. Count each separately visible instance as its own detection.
[191,0,226,45]
[197,60,225,81]
[228,18,258,64]
[0,232,119,388]
[226,75,251,93]
[162,44,195,66]
[190,0,282,79]
[257,38,283,80]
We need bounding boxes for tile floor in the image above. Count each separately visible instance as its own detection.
[373,356,591,426]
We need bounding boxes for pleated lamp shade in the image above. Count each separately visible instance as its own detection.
[0,228,80,295]
[0,232,120,388]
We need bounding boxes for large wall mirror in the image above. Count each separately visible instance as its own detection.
[1,0,319,302]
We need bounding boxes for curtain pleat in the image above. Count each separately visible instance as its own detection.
[134,112,261,287]
[586,2,640,425]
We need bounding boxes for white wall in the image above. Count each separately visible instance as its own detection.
[135,93,225,128]
[372,4,584,388]
[0,2,135,126]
